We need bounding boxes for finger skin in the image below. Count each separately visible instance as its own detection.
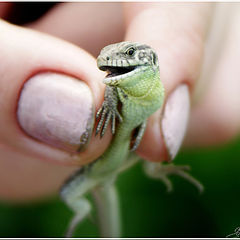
[0,3,216,200]
[0,19,122,200]
[123,3,213,161]
[0,20,112,166]
[28,3,125,57]
[0,143,78,202]
[185,3,240,147]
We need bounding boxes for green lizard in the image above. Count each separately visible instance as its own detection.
[60,41,203,238]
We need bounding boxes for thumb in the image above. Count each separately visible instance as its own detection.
[0,20,111,166]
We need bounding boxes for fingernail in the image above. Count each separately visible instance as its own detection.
[161,84,190,160]
[17,72,94,153]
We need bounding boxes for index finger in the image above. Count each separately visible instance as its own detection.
[124,3,213,161]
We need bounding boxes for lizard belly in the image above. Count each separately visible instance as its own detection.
[91,122,132,176]
[121,102,150,129]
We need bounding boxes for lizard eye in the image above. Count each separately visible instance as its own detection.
[126,47,135,56]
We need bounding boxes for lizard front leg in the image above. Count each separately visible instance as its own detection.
[96,86,122,137]
[130,121,147,152]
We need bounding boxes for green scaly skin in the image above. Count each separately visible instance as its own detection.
[60,42,203,238]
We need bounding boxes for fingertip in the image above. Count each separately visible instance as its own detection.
[124,3,213,161]
[0,20,110,166]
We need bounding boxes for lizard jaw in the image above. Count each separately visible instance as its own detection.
[100,66,145,85]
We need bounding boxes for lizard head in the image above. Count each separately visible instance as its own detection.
[97,41,159,86]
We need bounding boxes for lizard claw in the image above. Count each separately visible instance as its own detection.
[143,162,204,193]
[96,105,122,137]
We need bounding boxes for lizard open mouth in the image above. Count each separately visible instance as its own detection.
[99,66,137,78]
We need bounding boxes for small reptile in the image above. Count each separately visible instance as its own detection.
[60,42,203,237]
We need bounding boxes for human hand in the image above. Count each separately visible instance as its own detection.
[1,3,239,201]
[123,3,240,158]
[0,3,124,201]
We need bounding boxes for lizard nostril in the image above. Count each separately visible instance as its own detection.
[106,57,110,60]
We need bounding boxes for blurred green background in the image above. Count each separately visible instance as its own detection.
[0,138,239,238]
